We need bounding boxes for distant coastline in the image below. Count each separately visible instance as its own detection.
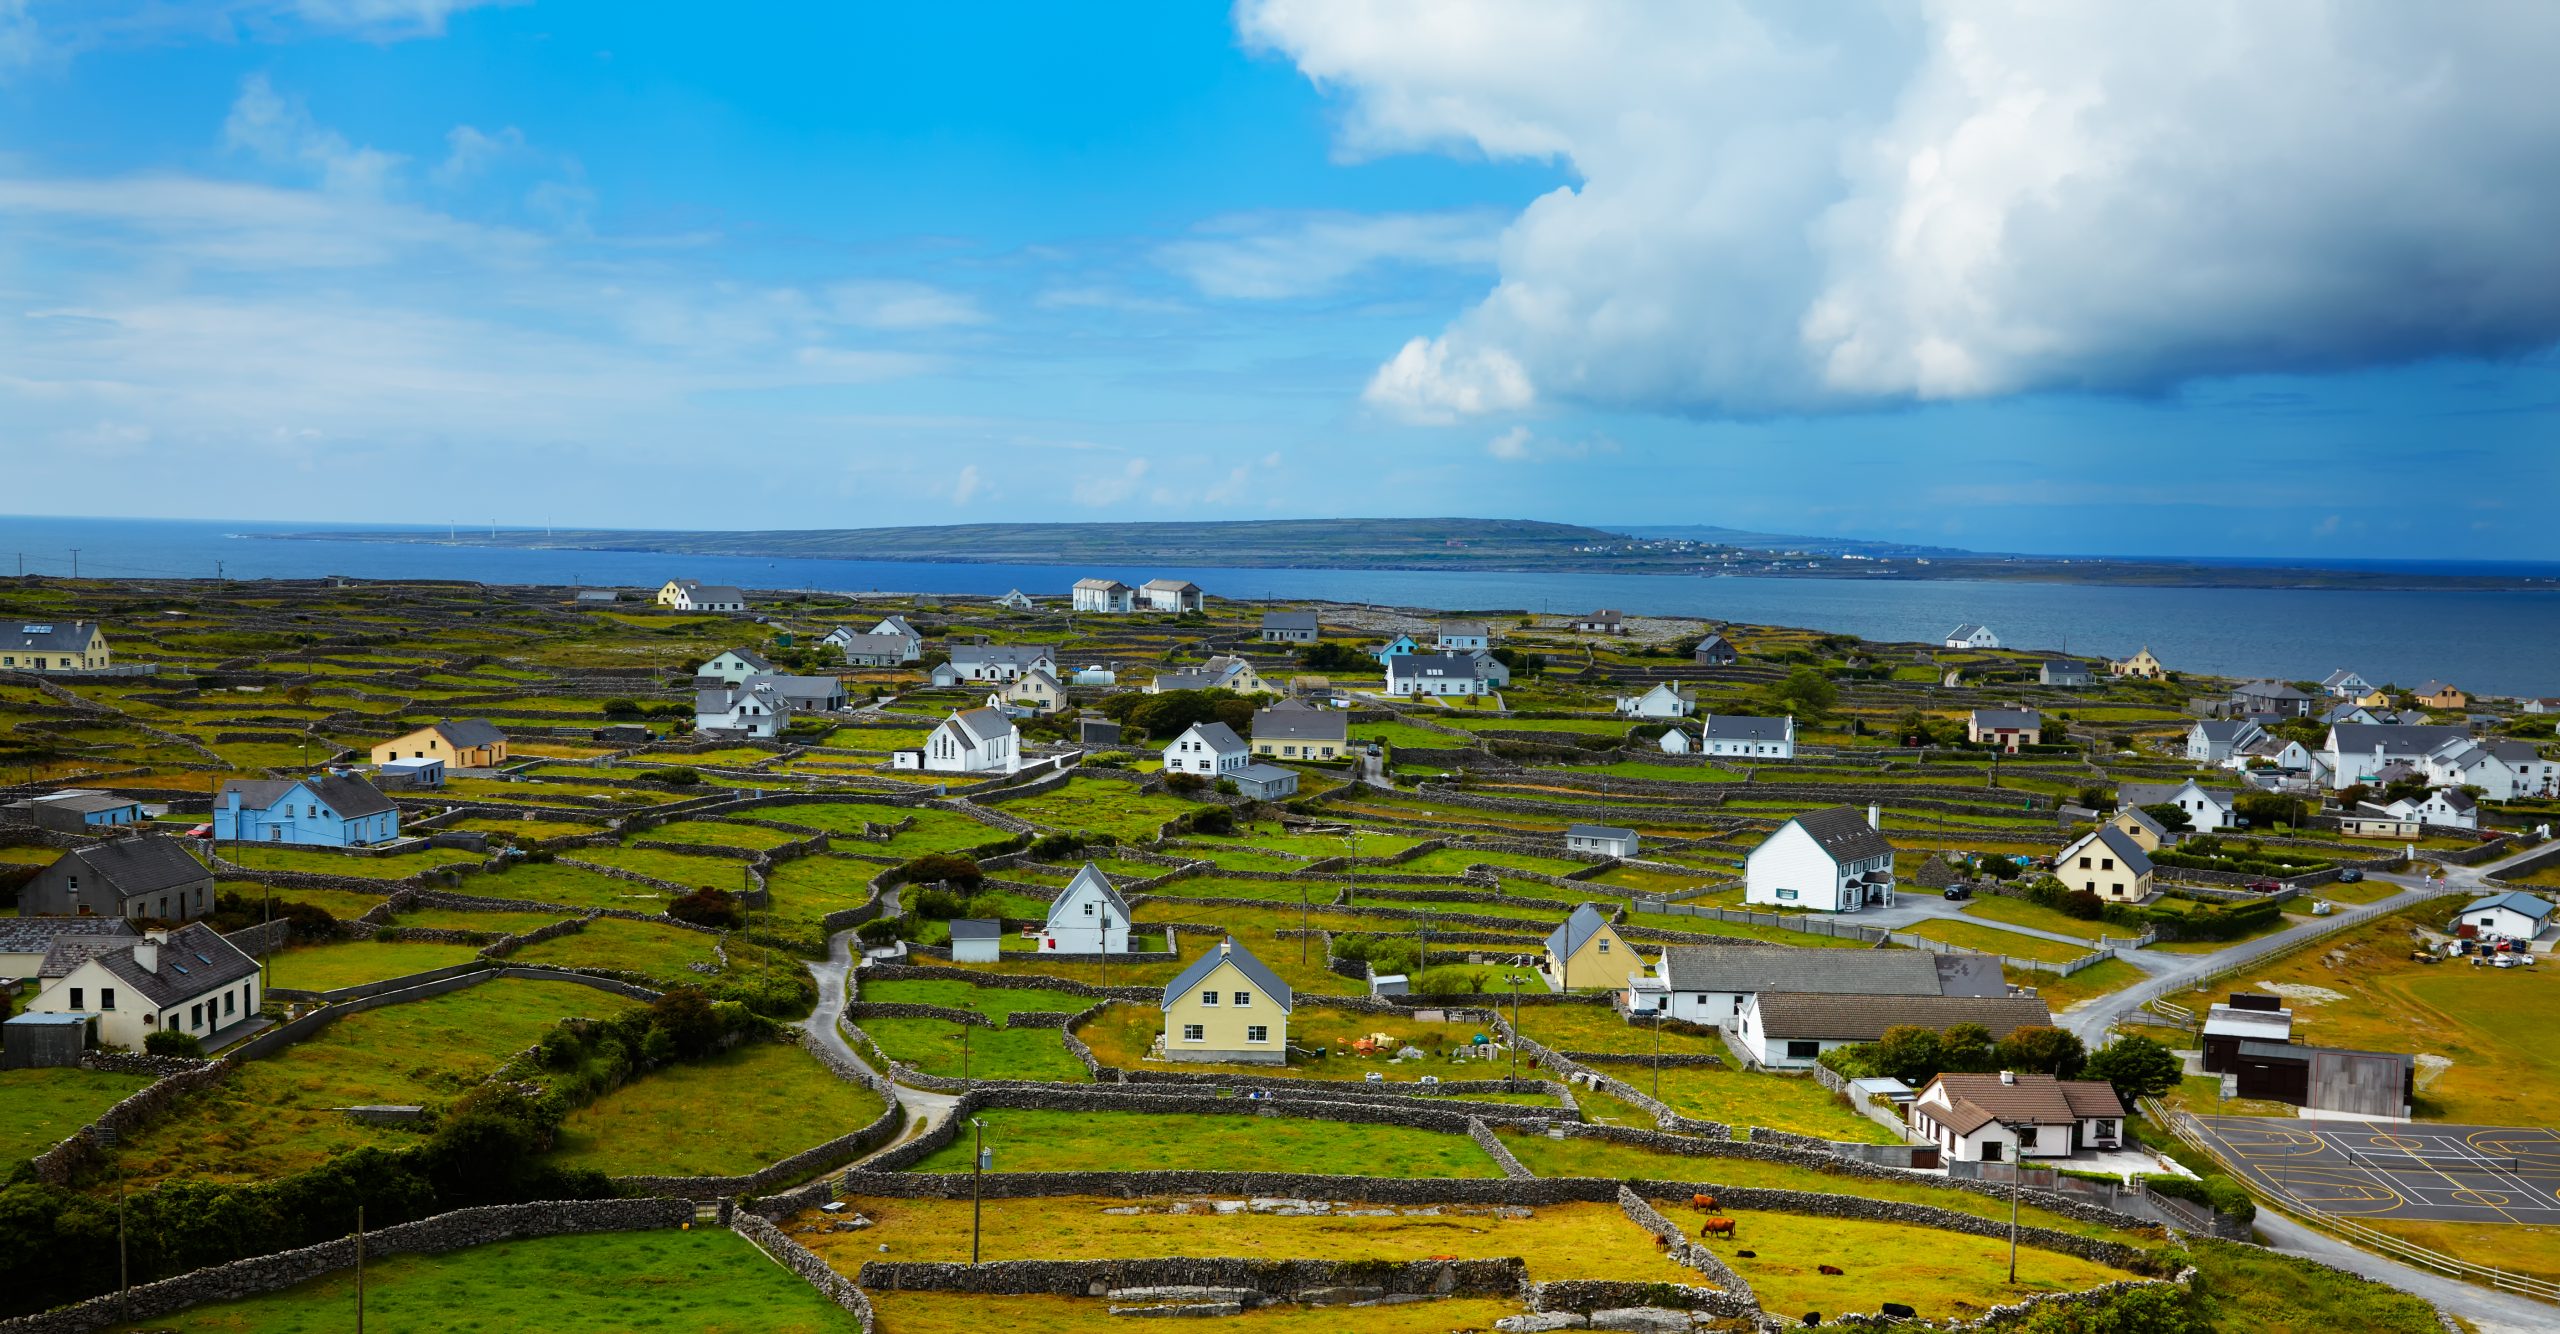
[257,520,2560,593]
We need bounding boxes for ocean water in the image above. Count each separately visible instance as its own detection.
[1,515,2554,696]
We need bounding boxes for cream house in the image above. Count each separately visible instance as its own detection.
[1160,937,1292,1064]
[2056,824,2155,903]
[28,923,259,1051]
[4,620,111,673]
[1543,903,1630,992]
[369,719,508,769]
[2109,647,2166,680]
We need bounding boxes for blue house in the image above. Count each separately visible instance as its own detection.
[213,775,401,848]
[1373,634,1420,663]
[24,790,145,834]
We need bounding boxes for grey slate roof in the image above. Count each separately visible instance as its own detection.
[425,718,507,747]
[1252,706,1347,744]
[37,791,141,814]
[1786,806,1893,864]
[1388,652,1484,683]
[1162,938,1294,1012]
[948,919,1002,942]
[1073,577,1132,592]
[1543,902,1614,959]
[1947,623,1988,639]
[1181,721,1249,754]
[712,648,774,672]
[222,774,396,819]
[1437,621,1490,638]
[9,621,98,651]
[1972,708,2042,729]
[2067,824,2155,877]
[1700,714,1789,742]
[2463,891,2555,920]
[1047,863,1132,929]
[949,707,1015,745]
[1261,611,1320,632]
[91,922,259,1010]
[2117,780,2233,809]
[1752,992,2052,1042]
[949,644,1052,668]
[2235,680,2312,701]
[1657,944,1943,996]
[2193,720,2253,743]
[59,837,212,897]
[1567,823,1636,842]
[2329,723,2470,756]
[832,633,911,658]
[1142,578,1202,593]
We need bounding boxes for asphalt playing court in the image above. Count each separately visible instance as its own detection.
[2193,1116,2560,1224]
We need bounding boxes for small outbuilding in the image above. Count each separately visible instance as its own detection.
[948,919,1003,964]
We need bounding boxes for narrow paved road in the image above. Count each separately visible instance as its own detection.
[803,920,961,1161]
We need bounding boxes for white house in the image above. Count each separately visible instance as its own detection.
[995,589,1037,611]
[749,673,847,715]
[830,633,918,667]
[695,649,774,684]
[1943,624,2000,650]
[2188,719,2267,766]
[1565,823,1639,858]
[2322,723,2472,790]
[695,680,794,739]
[2423,738,2556,801]
[1614,682,1694,719]
[905,707,1020,775]
[2459,891,2554,942]
[938,644,1057,685]
[1735,992,2052,1070]
[1910,1072,2128,1163]
[1744,805,1894,913]
[1571,609,1625,634]
[1139,578,1206,613]
[657,580,746,612]
[1163,721,1251,779]
[1040,864,1133,954]
[1435,621,1491,652]
[2320,669,2374,699]
[1147,655,1271,696]
[2116,779,2237,833]
[1624,944,1951,1026]
[1386,652,1494,697]
[1698,714,1795,759]
[1657,728,1694,755]
[948,919,1003,963]
[28,923,260,1052]
[2388,788,2478,830]
[1072,578,1136,614]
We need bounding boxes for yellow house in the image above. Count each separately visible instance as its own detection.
[1544,903,1630,992]
[1161,937,1293,1064]
[369,719,509,769]
[2415,681,2468,710]
[2353,688,2391,709]
[2059,825,2155,903]
[2107,806,2167,853]
[2109,647,2165,680]
[1004,668,1065,714]
[656,579,694,608]
[4,620,111,673]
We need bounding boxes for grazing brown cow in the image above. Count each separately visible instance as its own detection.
[1690,1193,1719,1211]
[1818,1264,1845,1276]
[1699,1217,1736,1238]
[1653,1234,1672,1249]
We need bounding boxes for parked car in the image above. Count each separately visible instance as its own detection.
[2245,878,2283,893]
[2335,867,2364,883]
[1943,885,1973,901]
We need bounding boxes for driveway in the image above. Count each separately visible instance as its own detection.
[803,923,962,1156]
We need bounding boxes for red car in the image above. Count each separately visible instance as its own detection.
[2245,878,2283,893]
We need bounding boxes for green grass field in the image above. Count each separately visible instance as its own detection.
[993,779,1205,841]
[102,1227,858,1334]
[566,844,753,890]
[1902,918,2091,963]
[0,1066,154,1161]
[552,1039,887,1177]
[857,1016,1091,1082]
[903,1107,1503,1177]
[214,845,486,880]
[512,917,721,983]
[451,861,671,910]
[1582,1059,1902,1144]
[638,819,804,850]
[1510,1003,1729,1056]
[856,977,1099,1020]
[112,978,638,1187]
[269,939,485,991]
[1959,894,2109,941]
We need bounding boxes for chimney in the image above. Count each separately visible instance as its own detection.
[132,932,163,973]
[1868,803,1881,831]
[1219,938,1233,957]
[1999,1069,2016,1085]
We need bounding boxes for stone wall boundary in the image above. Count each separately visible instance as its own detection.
[1471,1117,1534,1180]
[729,1212,875,1333]
[0,1199,691,1334]
[852,1255,1525,1301]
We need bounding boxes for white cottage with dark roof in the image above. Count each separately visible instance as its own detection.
[907,707,1020,775]
[1745,805,1894,912]
[28,922,260,1051]
[1040,864,1132,954]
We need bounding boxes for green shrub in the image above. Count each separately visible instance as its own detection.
[143,1029,203,1058]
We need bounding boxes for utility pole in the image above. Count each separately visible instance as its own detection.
[356,1204,367,1333]
[69,548,79,579]
[967,1116,988,1264]
[2004,1127,2021,1284]
[117,1173,129,1319]
[1505,973,1523,1078]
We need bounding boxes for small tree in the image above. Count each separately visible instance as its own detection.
[2084,1033,2182,1102]
[2139,802,2192,833]
[1994,1025,2088,1079]
[1938,1022,1997,1074]
[667,886,744,930]
[899,853,984,892]
[2061,888,2107,920]
[1869,1025,1946,1085]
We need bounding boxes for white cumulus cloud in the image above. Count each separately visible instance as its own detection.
[1241,0,2560,418]
[1158,209,1502,300]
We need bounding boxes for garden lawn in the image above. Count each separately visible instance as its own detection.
[442,815,604,842]
[806,1195,1695,1285]
[902,1108,1504,1177]
[385,907,569,934]
[102,1227,856,1334]
[857,1016,1090,1082]
[1903,919,2090,963]
[760,855,883,930]
[2181,1236,2451,1334]
[0,1067,153,1161]
[269,939,483,991]
[552,1039,886,1177]
[110,978,637,1187]
[639,819,804,850]
[512,917,721,984]
[1959,894,2109,941]
[1510,1003,1729,1056]
[2016,956,2147,1011]
[1077,1002,1508,1083]
[567,844,751,889]
[857,977,1099,1021]
[211,845,485,880]
[1583,1060,1902,1145]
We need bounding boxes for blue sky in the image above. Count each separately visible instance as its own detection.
[3,2,2556,559]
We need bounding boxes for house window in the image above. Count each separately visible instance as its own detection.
[69,987,83,1009]
[101,988,115,1010]
[2101,858,2115,871]
[2018,1127,2040,1148]
[1776,888,1798,901]
[2078,856,2091,869]
[1084,903,1096,916]
[1597,940,1610,955]
[224,991,236,1015]
[1785,1040,1821,1060]
[1199,990,1218,1006]
[1182,1024,1204,1042]
[1233,991,1251,1007]
[1247,1025,1269,1044]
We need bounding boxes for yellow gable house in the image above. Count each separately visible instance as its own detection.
[1544,903,1630,992]
[369,719,510,769]
[1161,937,1293,1065]
[2109,647,2165,680]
